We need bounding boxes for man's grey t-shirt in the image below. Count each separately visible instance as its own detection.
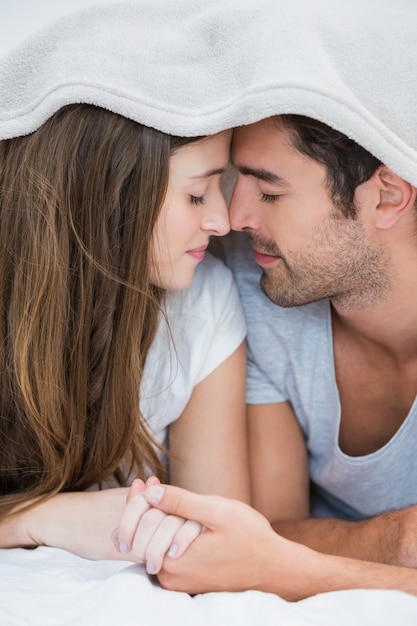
[223,231,417,520]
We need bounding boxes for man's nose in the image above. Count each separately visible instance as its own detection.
[229,182,262,232]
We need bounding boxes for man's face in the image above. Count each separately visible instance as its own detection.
[229,118,390,310]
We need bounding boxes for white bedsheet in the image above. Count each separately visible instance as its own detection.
[1,547,417,625]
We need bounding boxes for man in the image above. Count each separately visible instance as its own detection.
[135,114,417,597]
[225,114,417,567]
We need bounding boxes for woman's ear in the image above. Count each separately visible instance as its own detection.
[372,165,417,229]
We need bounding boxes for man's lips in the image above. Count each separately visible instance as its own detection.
[252,248,281,265]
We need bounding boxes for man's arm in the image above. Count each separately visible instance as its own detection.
[142,484,417,600]
[249,402,417,567]
[248,402,310,520]
[272,507,417,567]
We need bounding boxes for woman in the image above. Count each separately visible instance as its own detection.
[0,103,249,572]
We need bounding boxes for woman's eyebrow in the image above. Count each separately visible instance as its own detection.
[189,167,226,179]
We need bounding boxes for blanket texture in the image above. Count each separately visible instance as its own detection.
[0,0,416,185]
[1,547,417,626]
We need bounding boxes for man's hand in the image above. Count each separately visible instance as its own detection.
[142,484,417,600]
[141,483,300,595]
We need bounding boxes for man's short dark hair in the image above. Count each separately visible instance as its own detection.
[279,115,381,218]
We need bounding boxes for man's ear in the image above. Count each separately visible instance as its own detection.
[372,165,417,229]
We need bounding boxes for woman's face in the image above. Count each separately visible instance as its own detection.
[151,130,232,290]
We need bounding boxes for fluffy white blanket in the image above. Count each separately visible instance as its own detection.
[1,0,417,185]
[1,546,417,625]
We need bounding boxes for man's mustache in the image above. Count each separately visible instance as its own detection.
[249,234,282,257]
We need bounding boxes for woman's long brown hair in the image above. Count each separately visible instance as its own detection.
[0,104,198,518]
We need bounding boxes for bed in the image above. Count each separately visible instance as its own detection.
[1,546,417,625]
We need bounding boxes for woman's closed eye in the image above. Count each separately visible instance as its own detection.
[190,195,205,205]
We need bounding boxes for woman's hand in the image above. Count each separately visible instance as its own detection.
[114,477,202,575]
[1,477,201,573]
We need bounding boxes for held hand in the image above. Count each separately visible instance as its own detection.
[141,486,417,600]
[141,484,285,593]
[115,478,202,575]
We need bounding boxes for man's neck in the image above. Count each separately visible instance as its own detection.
[331,288,417,364]
[329,239,417,361]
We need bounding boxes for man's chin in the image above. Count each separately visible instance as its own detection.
[260,275,309,308]
[260,275,287,306]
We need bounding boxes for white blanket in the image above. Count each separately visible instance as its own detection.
[1,0,417,185]
[1,546,417,626]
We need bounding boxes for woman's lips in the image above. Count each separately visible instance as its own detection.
[186,245,207,261]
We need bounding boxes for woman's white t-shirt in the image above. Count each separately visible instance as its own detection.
[141,253,246,447]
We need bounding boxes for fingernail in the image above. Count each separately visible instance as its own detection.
[144,485,164,504]
[119,541,129,554]
[168,544,178,558]
[146,561,156,575]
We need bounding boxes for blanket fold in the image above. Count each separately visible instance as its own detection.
[0,0,416,176]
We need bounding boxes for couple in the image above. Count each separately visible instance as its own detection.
[1,0,417,601]
[121,114,417,598]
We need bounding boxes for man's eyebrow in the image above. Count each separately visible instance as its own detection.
[232,163,289,187]
[189,167,226,179]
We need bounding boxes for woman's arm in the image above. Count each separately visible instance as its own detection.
[0,487,131,559]
[168,341,250,502]
[0,479,196,574]
[114,341,250,570]
[1,341,249,563]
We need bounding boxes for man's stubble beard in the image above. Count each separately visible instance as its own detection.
[252,218,392,311]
